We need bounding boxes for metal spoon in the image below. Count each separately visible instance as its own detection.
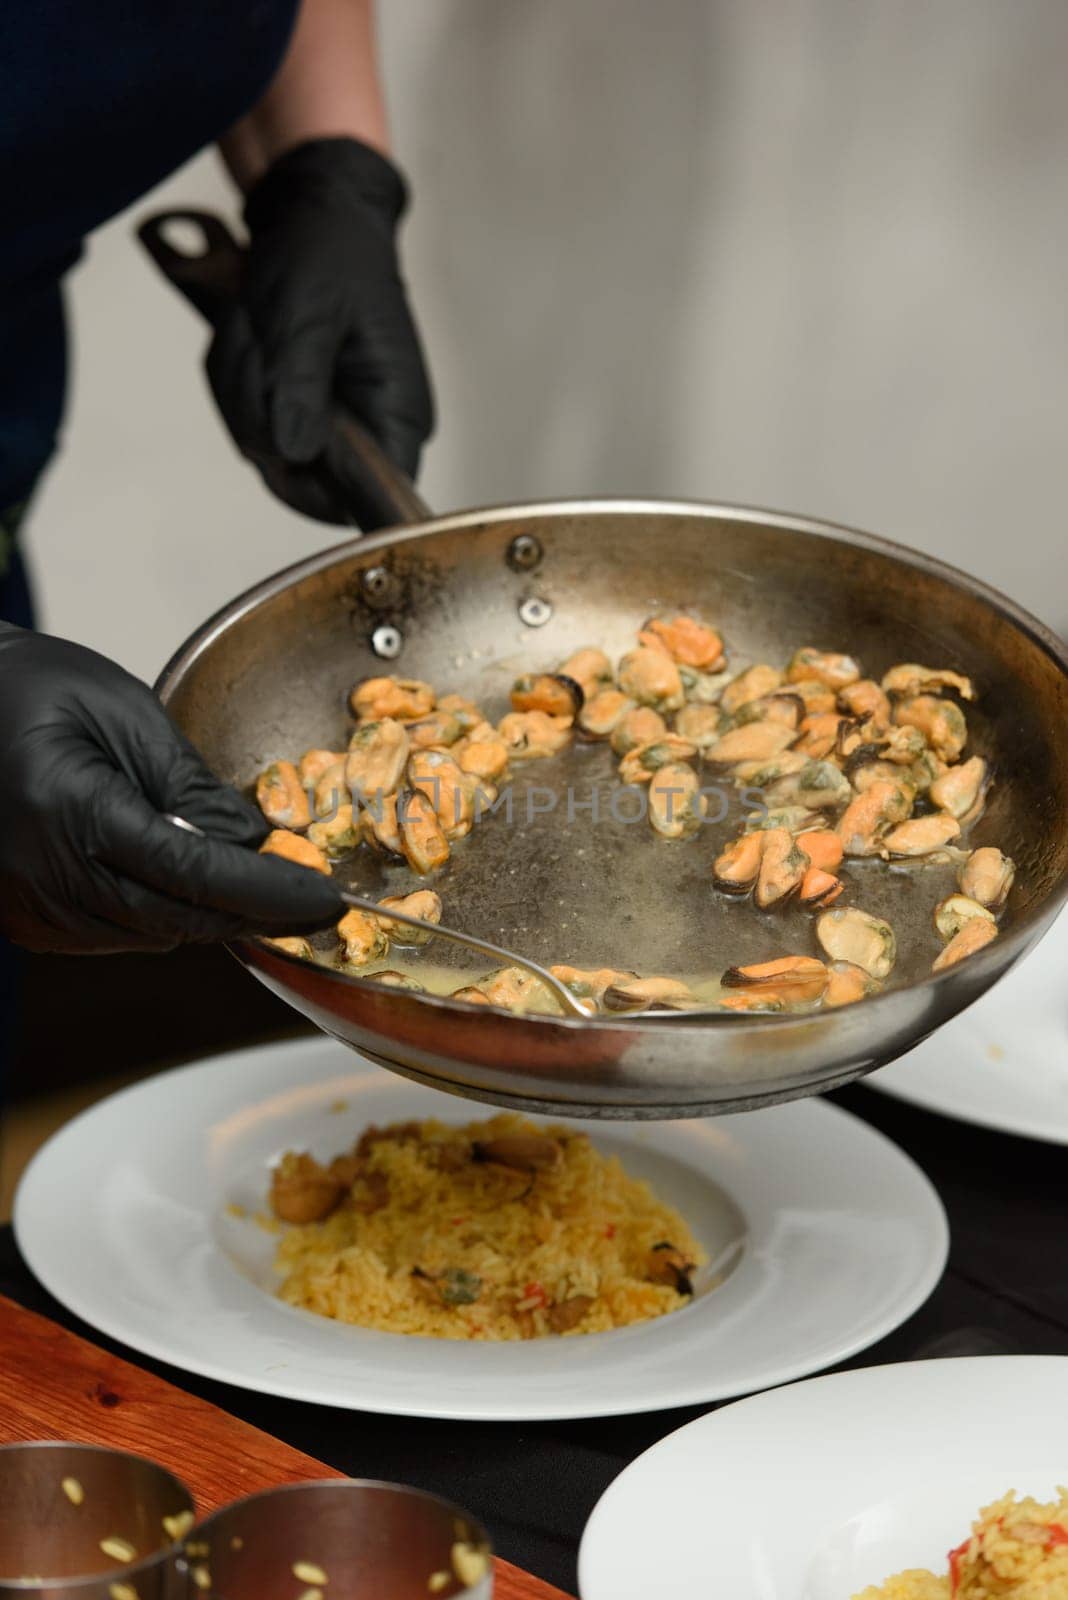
[164,813,592,1019]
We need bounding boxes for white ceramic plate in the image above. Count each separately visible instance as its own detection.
[15,1038,947,1422]
[579,1356,1068,1599]
[869,909,1068,1144]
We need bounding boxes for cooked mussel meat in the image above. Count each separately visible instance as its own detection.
[823,961,881,1007]
[372,970,427,991]
[619,736,699,784]
[929,756,990,825]
[617,646,685,712]
[892,694,967,762]
[754,827,811,908]
[640,613,725,670]
[722,955,828,1003]
[579,688,635,738]
[259,829,331,875]
[478,967,565,1015]
[346,718,410,800]
[794,760,852,810]
[337,908,389,968]
[881,663,975,701]
[406,711,463,749]
[932,916,997,970]
[674,702,726,749]
[837,779,914,857]
[797,866,844,907]
[350,675,435,723]
[816,907,896,979]
[263,936,315,960]
[603,976,696,1011]
[785,648,861,690]
[510,672,585,717]
[720,663,783,716]
[957,846,1015,908]
[307,803,360,856]
[498,710,573,760]
[558,646,613,698]
[712,832,764,893]
[456,721,511,781]
[376,889,443,945]
[837,679,891,725]
[409,749,474,839]
[792,712,852,760]
[396,788,451,873]
[933,894,996,943]
[648,763,706,839]
[881,813,961,858]
[610,705,668,756]
[733,692,805,731]
[550,965,636,1006]
[256,760,311,831]
[706,721,796,764]
[298,748,345,790]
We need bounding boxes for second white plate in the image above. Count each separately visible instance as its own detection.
[15,1038,948,1421]
[579,1356,1068,1599]
[869,908,1068,1144]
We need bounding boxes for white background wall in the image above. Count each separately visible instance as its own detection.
[24,0,1068,683]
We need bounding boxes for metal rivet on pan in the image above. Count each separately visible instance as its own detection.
[371,624,403,659]
[507,534,543,572]
[360,566,399,609]
[518,596,553,628]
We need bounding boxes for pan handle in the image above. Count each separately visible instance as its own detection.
[136,209,432,533]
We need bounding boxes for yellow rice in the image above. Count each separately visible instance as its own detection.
[855,1488,1068,1600]
[854,1575,950,1600]
[273,1113,707,1340]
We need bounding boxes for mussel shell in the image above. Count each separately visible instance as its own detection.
[555,673,586,714]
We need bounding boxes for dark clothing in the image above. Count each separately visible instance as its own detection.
[0,513,32,1094]
[0,507,34,629]
[0,0,300,1078]
[0,0,299,517]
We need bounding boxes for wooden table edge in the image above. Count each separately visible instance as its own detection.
[0,1294,573,1600]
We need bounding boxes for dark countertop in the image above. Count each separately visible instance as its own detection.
[3,1075,1067,1597]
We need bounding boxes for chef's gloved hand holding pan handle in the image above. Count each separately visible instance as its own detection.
[0,625,343,954]
[138,137,433,535]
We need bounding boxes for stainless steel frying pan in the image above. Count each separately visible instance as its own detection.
[144,211,1068,1119]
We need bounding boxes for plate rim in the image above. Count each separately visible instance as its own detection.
[868,1074,1068,1147]
[14,1038,949,1422]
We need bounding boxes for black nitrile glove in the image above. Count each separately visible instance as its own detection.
[0,625,342,954]
[207,137,433,521]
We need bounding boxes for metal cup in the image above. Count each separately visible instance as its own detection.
[0,1441,195,1599]
[188,1480,494,1599]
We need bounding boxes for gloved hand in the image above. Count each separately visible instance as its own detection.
[207,137,433,522]
[0,625,343,954]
